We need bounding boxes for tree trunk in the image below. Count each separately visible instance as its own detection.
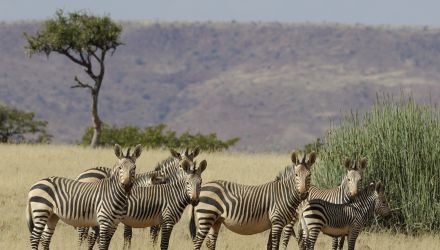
[90,91,102,148]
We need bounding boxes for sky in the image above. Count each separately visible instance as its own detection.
[2,0,440,27]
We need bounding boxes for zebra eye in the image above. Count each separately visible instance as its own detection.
[295,173,299,177]
[186,181,190,185]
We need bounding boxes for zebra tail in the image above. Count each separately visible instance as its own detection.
[26,201,34,233]
[189,205,197,240]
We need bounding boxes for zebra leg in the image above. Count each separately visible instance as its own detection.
[30,213,49,250]
[305,228,320,250]
[160,221,175,250]
[337,236,345,250]
[332,237,339,250]
[77,227,89,247]
[193,218,216,250]
[205,220,222,250]
[123,225,133,249]
[88,226,99,250]
[150,225,161,245]
[98,224,116,250]
[40,215,59,250]
[266,230,272,250]
[347,229,360,250]
[280,222,296,250]
[269,222,284,250]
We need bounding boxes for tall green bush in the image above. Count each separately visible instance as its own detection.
[314,94,440,233]
[81,123,239,152]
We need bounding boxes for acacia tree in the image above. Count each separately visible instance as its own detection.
[0,104,51,143]
[24,10,123,147]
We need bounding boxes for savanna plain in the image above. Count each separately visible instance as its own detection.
[1,144,438,249]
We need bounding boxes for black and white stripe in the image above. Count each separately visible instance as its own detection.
[190,151,317,250]
[279,157,368,250]
[298,181,390,250]
[76,147,199,249]
[26,144,141,250]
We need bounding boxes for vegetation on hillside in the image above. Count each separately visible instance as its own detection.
[3,22,440,150]
[81,123,239,152]
[24,10,123,147]
[0,104,51,143]
[313,94,440,233]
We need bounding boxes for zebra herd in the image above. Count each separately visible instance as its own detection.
[26,144,391,250]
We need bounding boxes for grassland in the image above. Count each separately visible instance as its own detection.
[1,144,439,249]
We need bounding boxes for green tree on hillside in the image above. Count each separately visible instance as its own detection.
[0,104,51,143]
[24,10,123,147]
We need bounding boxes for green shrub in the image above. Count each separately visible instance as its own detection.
[313,94,440,233]
[81,123,239,152]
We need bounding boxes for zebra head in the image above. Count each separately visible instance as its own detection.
[344,157,368,198]
[180,159,207,206]
[372,181,391,217]
[291,151,317,198]
[147,172,167,185]
[113,144,142,193]
[170,147,200,162]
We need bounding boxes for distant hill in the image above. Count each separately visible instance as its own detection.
[1,21,440,152]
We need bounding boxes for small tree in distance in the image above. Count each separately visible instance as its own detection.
[0,104,51,143]
[24,10,123,147]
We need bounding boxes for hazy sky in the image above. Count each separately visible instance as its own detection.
[2,0,440,26]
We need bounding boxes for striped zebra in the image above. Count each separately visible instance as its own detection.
[278,157,368,250]
[75,147,200,248]
[86,158,207,250]
[298,181,390,250]
[26,144,141,250]
[190,151,317,250]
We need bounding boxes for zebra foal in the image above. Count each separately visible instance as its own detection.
[298,181,391,250]
[279,157,368,250]
[190,151,317,250]
[26,144,141,250]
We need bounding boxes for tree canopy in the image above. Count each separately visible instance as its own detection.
[0,104,51,143]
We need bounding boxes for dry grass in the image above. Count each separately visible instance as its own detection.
[1,144,438,249]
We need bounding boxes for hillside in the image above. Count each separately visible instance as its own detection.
[1,21,440,151]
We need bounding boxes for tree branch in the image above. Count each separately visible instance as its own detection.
[60,49,88,67]
[71,76,94,90]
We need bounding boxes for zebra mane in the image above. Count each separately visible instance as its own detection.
[154,155,179,171]
[275,165,295,181]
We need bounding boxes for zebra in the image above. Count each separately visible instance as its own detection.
[26,144,141,250]
[75,147,200,246]
[278,157,368,250]
[74,147,200,248]
[298,181,391,250]
[86,158,208,250]
[190,151,317,250]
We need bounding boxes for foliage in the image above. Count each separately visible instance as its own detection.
[81,123,239,152]
[24,9,122,58]
[0,104,51,143]
[313,94,440,233]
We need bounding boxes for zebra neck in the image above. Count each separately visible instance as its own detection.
[339,176,352,203]
[351,189,376,218]
[279,177,302,204]
[109,174,130,197]
[167,179,191,207]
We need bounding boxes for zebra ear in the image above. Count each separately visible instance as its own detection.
[131,144,143,161]
[307,151,317,167]
[181,160,191,173]
[368,182,376,192]
[344,158,352,170]
[198,160,207,174]
[359,157,368,171]
[170,149,182,160]
[114,144,123,159]
[192,147,200,158]
[375,181,384,193]
[291,151,299,165]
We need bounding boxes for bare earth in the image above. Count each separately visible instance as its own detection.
[1,144,438,249]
